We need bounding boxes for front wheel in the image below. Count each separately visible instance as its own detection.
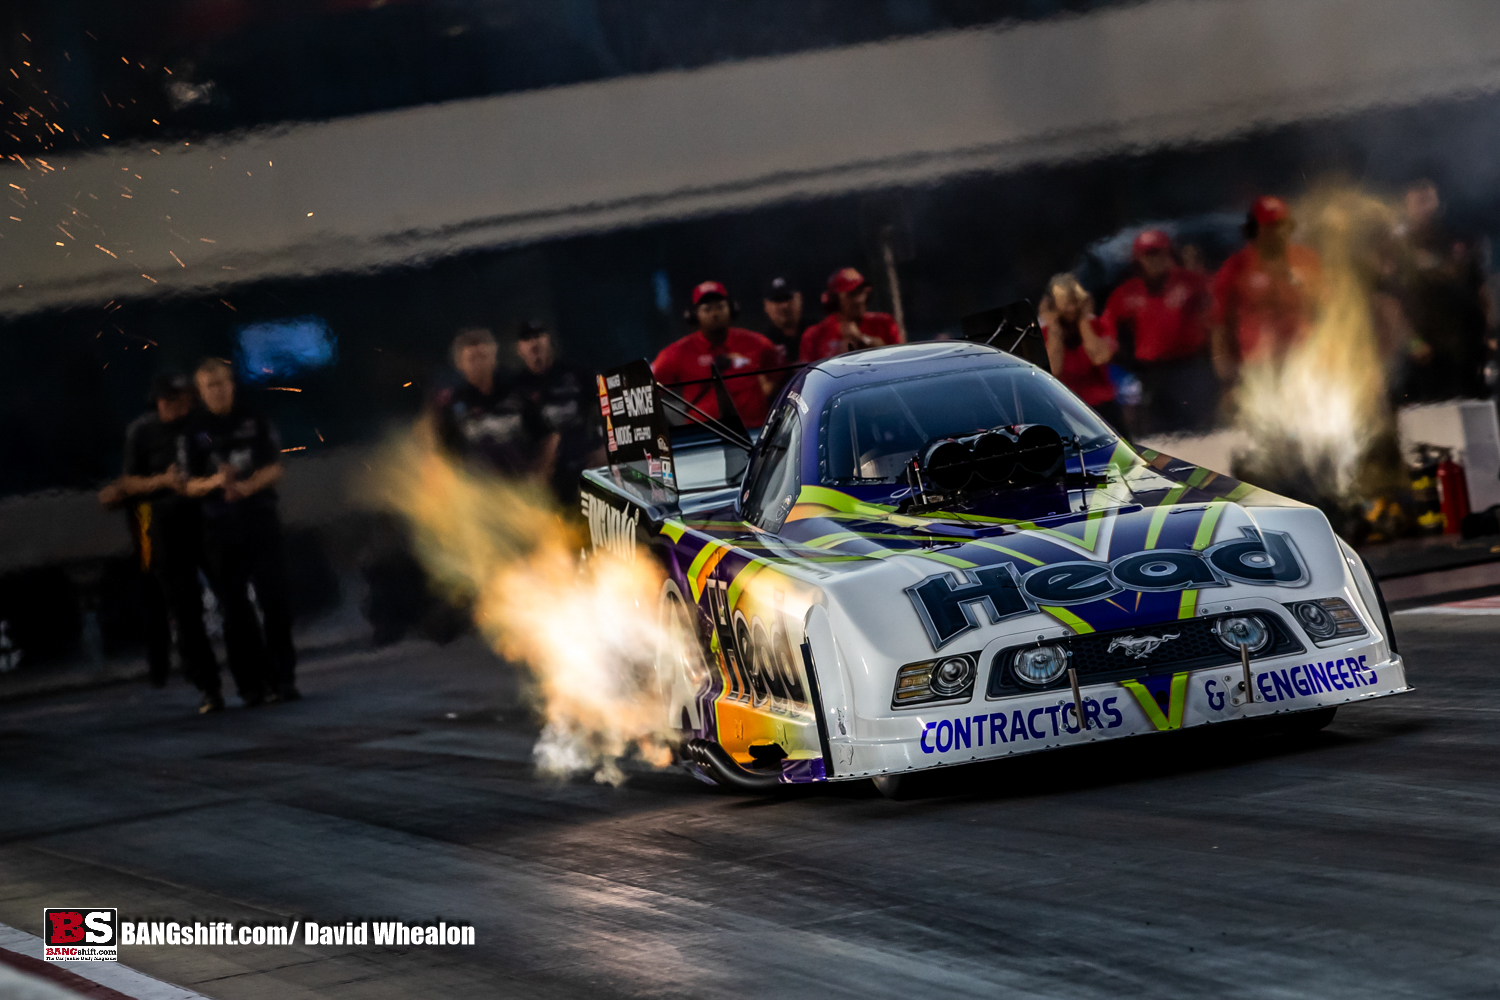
[1280,706,1337,734]
[872,773,913,800]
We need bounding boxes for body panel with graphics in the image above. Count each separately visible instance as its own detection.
[580,342,1409,787]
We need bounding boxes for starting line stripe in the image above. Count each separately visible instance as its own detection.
[1395,606,1500,615]
[0,924,209,1000]
[1396,594,1500,616]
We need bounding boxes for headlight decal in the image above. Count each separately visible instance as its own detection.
[1286,598,1367,642]
[891,653,977,708]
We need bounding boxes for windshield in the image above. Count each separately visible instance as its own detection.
[821,367,1115,484]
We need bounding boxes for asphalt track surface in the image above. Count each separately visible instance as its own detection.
[0,611,1496,1000]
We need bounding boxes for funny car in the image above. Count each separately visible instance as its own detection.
[581,341,1410,796]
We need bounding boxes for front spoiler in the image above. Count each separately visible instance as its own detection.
[823,642,1410,781]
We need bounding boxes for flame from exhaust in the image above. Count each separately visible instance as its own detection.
[375,431,677,785]
[1233,188,1399,498]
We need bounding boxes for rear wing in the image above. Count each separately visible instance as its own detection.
[596,359,679,489]
[597,358,806,492]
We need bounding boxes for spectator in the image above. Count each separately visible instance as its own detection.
[1210,195,1323,383]
[97,372,223,711]
[652,281,780,428]
[433,327,557,479]
[1099,229,1217,433]
[510,319,605,504]
[800,268,905,361]
[1040,273,1124,432]
[181,358,298,706]
[1397,179,1494,402]
[761,276,806,364]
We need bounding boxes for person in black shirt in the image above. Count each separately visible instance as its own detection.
[510,320,604,504]
[182,358,297,706]
[761,276,807,365]
[98,372,223,709]
[433,326,556,480]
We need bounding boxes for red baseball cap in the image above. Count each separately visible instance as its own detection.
[1132,229,1172,257]
[825,267,868,297]
[1251,195,1291,226]
[691,280,729,305]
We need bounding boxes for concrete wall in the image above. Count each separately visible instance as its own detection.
[4,0,1500,318]
[0,445,377,575]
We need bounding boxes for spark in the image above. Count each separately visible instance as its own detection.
[8,216,20,222]
[168,250,184,267]
[403,381,413,387]
[56,226,72,239]
[306,212,314,217]
[315,429,324,442]
[141,273,157,283]
[265,387,301,392]
[199,237,214,242]
[281,446,307,453]
[220,298,236,311]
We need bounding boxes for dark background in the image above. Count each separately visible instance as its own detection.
[3,0,1499,497]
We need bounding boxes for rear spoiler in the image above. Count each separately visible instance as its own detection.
[596,358,806,490]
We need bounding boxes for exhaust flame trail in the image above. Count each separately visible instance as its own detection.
[375,432,677,786]
[1233,188,1400,504]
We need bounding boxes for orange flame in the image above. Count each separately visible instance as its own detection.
[376,432,677,785]
[1233,188,1400,498]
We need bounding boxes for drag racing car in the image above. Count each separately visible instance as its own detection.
[581,340,1410,796]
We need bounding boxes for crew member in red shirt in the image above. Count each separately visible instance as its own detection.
[1099,229,1216,433]
[652,281,780,428]
[1040,273,1124,432]
[1211,196,1323,382]
[800,267,905,361]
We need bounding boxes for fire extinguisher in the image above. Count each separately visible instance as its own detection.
[1435,447,1470,535]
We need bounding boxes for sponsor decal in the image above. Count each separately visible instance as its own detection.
[581,491,639,562]
[1107,633,1181,659]
[43,908,117,962]
[919,696,1124,753]
[907,528,1308,649]
[1253,653,1378,703]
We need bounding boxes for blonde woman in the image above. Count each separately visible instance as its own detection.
[1038,273,1124,432]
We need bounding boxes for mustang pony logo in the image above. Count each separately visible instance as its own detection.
[1107,633,1181,659]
